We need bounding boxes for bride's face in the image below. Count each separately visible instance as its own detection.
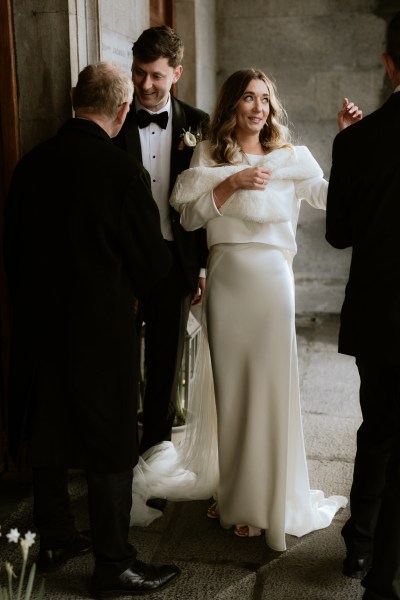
[235,79,270,138]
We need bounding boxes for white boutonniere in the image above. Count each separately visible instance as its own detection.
[178,126,202,150]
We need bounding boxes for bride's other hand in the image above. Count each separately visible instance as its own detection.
[338,97,363,131]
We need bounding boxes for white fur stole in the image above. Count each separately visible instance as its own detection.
[170,145,323,224]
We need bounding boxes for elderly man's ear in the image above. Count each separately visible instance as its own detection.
[116,101,130,125]
[381,52,398,82]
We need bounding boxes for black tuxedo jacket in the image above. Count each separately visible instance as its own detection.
[5,118,172,471]
[114,96,209,293]
[326,91,400,363]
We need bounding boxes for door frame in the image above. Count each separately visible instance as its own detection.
[0,0,19,471]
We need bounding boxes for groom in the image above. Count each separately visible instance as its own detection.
[115,25,209,457]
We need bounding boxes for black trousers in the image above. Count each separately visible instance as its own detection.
[341,359,400,600]
[139,241,193,454]
[32,467,136,577]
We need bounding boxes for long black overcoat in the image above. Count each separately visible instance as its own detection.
[326,92,400,364]
[4,118,172,471]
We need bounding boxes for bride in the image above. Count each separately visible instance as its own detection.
[131,68,362,551]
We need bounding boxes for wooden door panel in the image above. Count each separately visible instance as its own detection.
[150,0,174,28]
[0,0,19,472]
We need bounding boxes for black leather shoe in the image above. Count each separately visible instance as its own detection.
[91,560,180,597]
[343,554,372,579]
[37,531,92,572]
[146,497,167,512]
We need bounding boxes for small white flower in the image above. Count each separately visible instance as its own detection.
[6,528,20,543]
[20,531,36,561]
[183,131,197,147]
[24,530,36,548]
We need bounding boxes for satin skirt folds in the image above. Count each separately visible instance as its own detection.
[206,242,346,551]
[128,242,346,545]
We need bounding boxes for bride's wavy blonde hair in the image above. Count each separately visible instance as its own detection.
[209,68,292,165]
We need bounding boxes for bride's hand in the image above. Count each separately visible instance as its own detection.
[338,98,363,131]
[231,166,271,190]
[213,166,271,211]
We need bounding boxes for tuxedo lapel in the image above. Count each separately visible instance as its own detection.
[124,104,142,162]
[170,97,188,193]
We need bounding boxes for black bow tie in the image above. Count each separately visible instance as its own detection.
[136,109,169,129]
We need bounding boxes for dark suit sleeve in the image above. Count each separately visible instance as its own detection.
[119,168,172,297]
[4,161,25,304]
[325,131,354,249]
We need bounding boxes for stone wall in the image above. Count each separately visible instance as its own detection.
[175,0,217,114]
[97,0,149,74]
[216,0,398,313]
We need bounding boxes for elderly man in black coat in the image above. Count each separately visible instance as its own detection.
[4,61,180,597]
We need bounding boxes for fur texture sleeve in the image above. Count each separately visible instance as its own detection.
[170,145,325,224]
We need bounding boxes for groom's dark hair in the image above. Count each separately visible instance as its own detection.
[132,25,184,68]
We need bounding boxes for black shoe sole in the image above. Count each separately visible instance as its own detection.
[342,559,371,580]
[146,498,167,512]
[342,567,368,580]
[38,545,92,573]
[91,573,180,598]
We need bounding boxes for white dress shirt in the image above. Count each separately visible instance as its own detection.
[135,96,173,240]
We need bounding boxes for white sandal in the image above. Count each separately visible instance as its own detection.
[234,524,263,537]
[207,501,219,519]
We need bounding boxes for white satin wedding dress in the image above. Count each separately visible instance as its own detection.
[130,142,347,551]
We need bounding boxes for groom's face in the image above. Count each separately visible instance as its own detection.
[132,57,182,112]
